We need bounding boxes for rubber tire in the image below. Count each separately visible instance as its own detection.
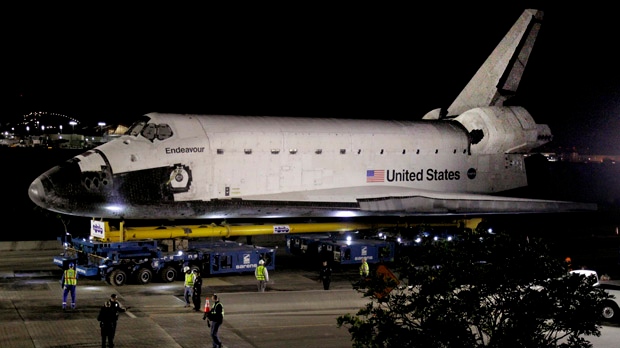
[160,266,177,283]
[109,269,127,286]
[135,268,153,285]
[602,300,619,321]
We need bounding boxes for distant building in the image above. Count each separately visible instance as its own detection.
[0,111,129,149]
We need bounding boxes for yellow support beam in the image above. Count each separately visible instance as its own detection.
[92,218,483,243]
[97,221,399,242]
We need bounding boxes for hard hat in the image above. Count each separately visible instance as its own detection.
[183,266,190,272]
[259,260,265,265]
[192,268,199,274]
[68,263,74,268]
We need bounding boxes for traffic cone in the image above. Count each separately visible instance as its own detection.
[204,298,210,313]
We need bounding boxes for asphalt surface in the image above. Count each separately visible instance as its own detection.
[0,241,370,348]
[1,241,619,348]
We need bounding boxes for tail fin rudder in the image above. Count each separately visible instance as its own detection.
[446,9,544,117]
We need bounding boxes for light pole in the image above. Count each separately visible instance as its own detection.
[98,122,106,136]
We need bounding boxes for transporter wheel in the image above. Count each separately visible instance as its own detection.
[160,266,177,283]
[601,300,620,321]
[135,268,153,285]
[109,269,127,286]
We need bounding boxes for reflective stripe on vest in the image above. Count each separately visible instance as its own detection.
[214,302,224,318]
[64,269,77,285]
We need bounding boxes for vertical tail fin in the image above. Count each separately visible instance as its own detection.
[446,9,544,117]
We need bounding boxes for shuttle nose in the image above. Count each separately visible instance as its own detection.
[27,159,91,216]
[28,177,48,210]
[28,152,116,218]
[28,164,73,214]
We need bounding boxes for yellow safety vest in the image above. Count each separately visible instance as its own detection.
[185,273,194,287]
[64,269,77,285]
[360,262,369,276]
[256,265,266,280]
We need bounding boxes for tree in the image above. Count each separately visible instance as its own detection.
[337,230,611,348]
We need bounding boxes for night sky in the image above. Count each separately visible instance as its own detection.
[3,4,619,154]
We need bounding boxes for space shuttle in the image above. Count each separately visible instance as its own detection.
[28,9,596,221]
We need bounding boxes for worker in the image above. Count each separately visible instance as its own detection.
[203,294,224,348]
[319,260,332,290]
[109,293,128,315]
[255,259,269,292]
[192,268,203,311]
[183,266,194,308]
[359,257,369,288]
[97,294,127,348]
[61,262,78,310]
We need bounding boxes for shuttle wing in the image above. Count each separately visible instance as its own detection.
[355,191,597,215]
[247,186,597,216]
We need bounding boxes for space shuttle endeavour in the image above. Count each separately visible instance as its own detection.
[28,9,596,221]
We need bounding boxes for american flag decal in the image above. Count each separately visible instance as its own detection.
[366,169,385,183]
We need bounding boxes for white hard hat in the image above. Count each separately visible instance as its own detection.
[259,260,265,265]
[183,266,190,272]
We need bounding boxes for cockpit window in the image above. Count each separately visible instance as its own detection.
[124,116,173,142]
[141,123,157,141]
[125,116,151,136]
[156,124,173,140]
[126,120,146,136]
[141,123,173,142]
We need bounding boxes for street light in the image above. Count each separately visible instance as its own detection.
[98,122,107,136]
[69,121,77,133]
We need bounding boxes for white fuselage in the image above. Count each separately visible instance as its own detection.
[80,108,545,204]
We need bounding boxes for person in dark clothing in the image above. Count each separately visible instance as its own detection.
[203,294,224,348]
[109,293,127,314]
[319,260,332,290]
[192,269,203,311]
[97,293,127,348]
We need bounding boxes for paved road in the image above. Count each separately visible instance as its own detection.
[0,243,370,348]
[1,243,619,347]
